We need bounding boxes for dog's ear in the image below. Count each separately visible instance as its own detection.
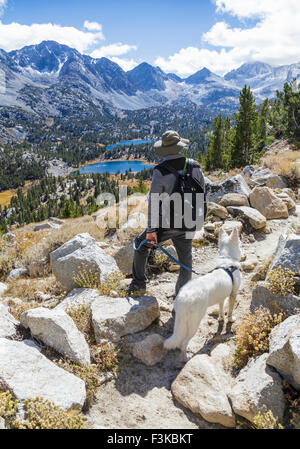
[230,227,239,242]
[218,227,227,244]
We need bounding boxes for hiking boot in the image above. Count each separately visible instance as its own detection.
[126,282,147,297]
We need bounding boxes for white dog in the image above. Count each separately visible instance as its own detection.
[164,226,242,360]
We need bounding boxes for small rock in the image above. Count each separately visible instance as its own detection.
[34,222,61,232]
[91,295,160,342]
[0,303,18,338]
[270,233,300,274]
[242,256,258,272]
[113,244,134,276]
[251,282,300,315]
[6,268,28,281]
[21,307,91,365]
[267,314,300,390]
[171,354,235,427]
[248,234,255,243]
[204,222,216,232]
[227,206,267,230]
[49,217,65,225]
[219,193,249,207]
[266,175,288,190]
[275,192,296,210]
[207,202,228,219]
[132,334,167,366]
[249,187,288,219]
[206,175,251,203]
[229,353,285,423]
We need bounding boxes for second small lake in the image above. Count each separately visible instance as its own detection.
[73,160,155,175]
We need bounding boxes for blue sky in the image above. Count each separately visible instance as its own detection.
[0,0,299,75]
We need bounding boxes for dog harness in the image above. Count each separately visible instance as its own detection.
[212,266,239,285]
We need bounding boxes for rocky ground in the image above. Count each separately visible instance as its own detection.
[85,208,299,429]
[0,153,300,429]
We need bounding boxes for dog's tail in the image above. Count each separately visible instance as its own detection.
[164,302,188,351]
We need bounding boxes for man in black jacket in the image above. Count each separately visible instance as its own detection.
[128,130,206,297]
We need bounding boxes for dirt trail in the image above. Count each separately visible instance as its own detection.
[86,208,299,429]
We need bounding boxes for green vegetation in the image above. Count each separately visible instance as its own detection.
[202,79,300,171]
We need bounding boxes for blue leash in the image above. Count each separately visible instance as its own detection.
[133,238,202,276]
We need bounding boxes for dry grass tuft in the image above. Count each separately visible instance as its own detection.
[267,266,296,296]
[66,304,96,346]
[0,391,86,429]
[233,308,287,369]
[252,411,284,429]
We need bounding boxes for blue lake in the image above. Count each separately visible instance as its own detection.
[73,139,156,175]
[105,139,155,151]
[73,160,155,175]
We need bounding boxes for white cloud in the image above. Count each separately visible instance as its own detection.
[109,57,139,71]
[83,20,103,32]
[0,20,104,53]
[156,0,300,76]
[90,42,139,71]
[90,42,137,58]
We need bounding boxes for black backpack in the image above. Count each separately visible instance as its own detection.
[155,158,207,231]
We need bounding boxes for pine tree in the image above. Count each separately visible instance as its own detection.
[231,86,258,167]
[256,98,269,151]
[204,115,224,170]
[222,117,233,171]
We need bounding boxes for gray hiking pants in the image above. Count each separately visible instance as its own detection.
[132,229,193,296]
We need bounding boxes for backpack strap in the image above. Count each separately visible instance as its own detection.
[156,159,186,178]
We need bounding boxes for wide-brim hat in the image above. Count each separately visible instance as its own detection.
[154,130,190,157]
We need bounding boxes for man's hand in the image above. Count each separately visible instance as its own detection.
[146,232,158,246]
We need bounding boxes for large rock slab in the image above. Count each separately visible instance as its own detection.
[113,244,134,276]
[267,315,300,390]
[227,206,267,230]
[50,233,119,292]
[218,193,249,207]
[21,307,91,366]
[249,187,289,219]
[270,233,300,274]
[251,282,300,315]
[0,303,18,338]
[55,288,101,311]
[91,295,160,342]
[171,354,235,427]
[229,354,285,423]
[206,175,251,204]
[132,334,167,366]
[0,338,86,411]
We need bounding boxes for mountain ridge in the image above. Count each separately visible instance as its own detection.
[0,41,300,116]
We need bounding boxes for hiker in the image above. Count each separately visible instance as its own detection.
[128,130,207,297]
